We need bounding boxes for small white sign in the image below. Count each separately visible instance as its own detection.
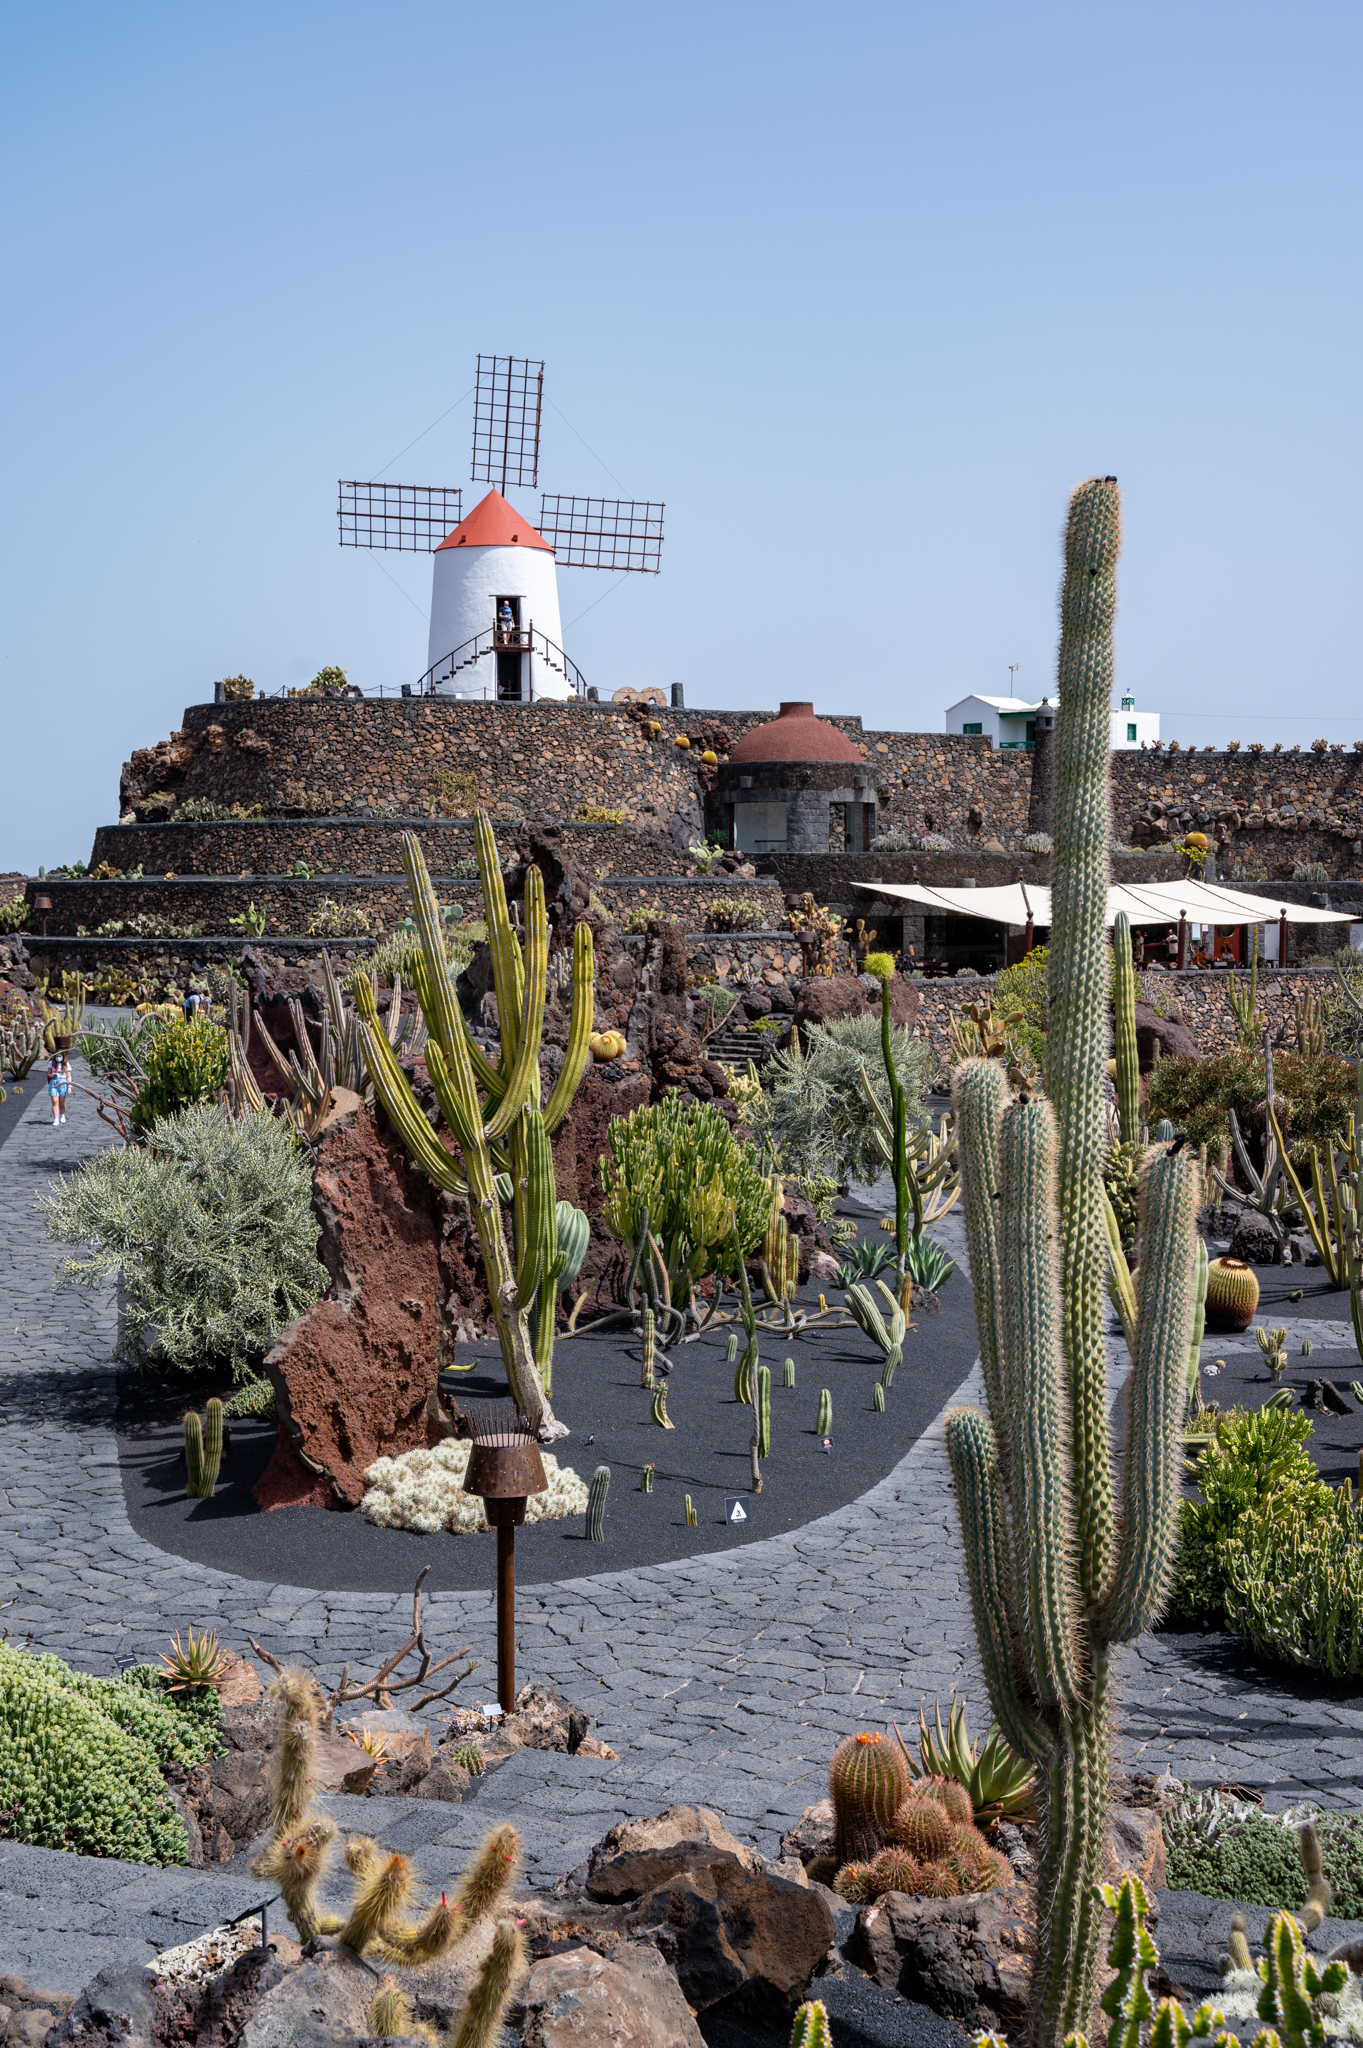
[724,1498,749,1524]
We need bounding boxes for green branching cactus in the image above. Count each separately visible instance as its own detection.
[650,1384,673,1428]
[684,1494,698,1525]
[586,1463,609,1540]
[356,820,594,1440]
[1112,911,1141,1147]
[844,1280,905,1384]
[873,1383,885,1413]
[946,479,1201,2048]
[184,1398,224,1498]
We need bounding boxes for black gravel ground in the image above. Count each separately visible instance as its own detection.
[1199,1271,1362,1486]
[0,1076,43,1149]
[115,1261,979,1595]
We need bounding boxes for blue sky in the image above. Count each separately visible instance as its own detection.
[2,2,1359,871]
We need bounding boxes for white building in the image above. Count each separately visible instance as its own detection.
[944,690,1159,751]
[426,490,573,701]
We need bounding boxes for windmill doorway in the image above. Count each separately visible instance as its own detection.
[494,595,525,701]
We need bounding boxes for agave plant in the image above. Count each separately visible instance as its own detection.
[158,1626,229,1692]
[896,1696,1037,1826]
[902,1233,955,1293]
[833,1237,898,1289]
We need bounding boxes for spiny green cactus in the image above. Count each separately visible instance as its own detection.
[641,1304,656,1388]
[790,2001,833,2048]
[731,1224,759,1403]
[946,479,1201,2048]
[761,1175,801,1314]
[783,1356,795,1388]
[640,1462,655,1493]
[449,1919,524,2048]
[356,820,594,1439]
[685,1494,698,1525]
[873,1383,885,1413]
[756,1364,771,1459]
[1153,1117,1175,1143]
[184,1399,224,1498]
[586,1464,609,1540]
[829,1729,910,1863]
[726,1331,739,1363]
[650,1384,673,1429]
[1186,1237,1209,1412]
[1112,911,1141,1147]
[816,1388,833,1436]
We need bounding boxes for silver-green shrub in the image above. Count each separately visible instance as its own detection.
[754,1013,929,1184]
[40,1103,327,1374]
[0,1645,219,1864]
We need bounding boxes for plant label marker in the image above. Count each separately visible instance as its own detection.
[724,1497,750,1524]
[821,1437,833,1454]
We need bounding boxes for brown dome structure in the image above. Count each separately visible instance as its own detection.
[709,704,880,858]
[728,702,862,767]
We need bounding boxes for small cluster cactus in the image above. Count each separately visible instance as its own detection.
[184,1399,224,1499]
[828,1735,1010,1903]
[252,1665,522,2042]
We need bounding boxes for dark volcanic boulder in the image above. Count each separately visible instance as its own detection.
[258,1092,489,1507]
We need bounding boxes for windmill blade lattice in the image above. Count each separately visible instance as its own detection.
[538,495,664,573]
[337,482,463,552]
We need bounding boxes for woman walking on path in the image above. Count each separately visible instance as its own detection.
[47,1049,71,1126]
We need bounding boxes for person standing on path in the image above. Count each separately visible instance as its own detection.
[47,1049,71,1126]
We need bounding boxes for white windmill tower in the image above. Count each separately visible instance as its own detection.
[339,356,664,702]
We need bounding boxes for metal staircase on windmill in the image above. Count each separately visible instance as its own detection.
[337,355,664,696]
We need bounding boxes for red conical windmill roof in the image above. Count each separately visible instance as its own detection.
[436,489,553,553]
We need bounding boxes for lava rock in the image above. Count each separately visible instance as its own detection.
[792,974,918,1047]
[852,1884,1033,2033]
[1227,1214,1286,1265]
[518,1944,705,2048]
[1133,1001,1201,1070]
[259,1094,490,1506]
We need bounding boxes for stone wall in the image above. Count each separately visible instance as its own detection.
[85,817,696,879]
[112,698,1363,877]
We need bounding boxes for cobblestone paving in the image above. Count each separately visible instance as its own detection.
[0,1054,1355,1988]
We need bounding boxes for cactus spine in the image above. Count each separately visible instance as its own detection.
[945,480,1200,2048]
[816,1388,833,1436]
[1111,911,1140,1146]
[184,1399,224,1498]
[356,821,594,1439]
[585,1463,609,1540]
[641,1304,656,1388]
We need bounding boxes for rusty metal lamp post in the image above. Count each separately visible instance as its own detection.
[460,1410,547,1714]
[32,894,51,938]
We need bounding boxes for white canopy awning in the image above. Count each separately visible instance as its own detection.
[852,878,1355,927]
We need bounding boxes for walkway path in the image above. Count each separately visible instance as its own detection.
[2,1058,1359,1989]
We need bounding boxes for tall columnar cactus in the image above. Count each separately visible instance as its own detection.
[184,1399,224,1498]
[790,2002,833,2048]
[1111,911,1140,1146]
[945,480,1200,2048]
[356,821,594,1440]
[640,1305,657,1388]
[816,1388,833,1436]
[585,1464,609,1541]
[756,1364,771,1460]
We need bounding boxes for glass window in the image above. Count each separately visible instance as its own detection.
[1127,723,1137,742]
[962,721,982,735]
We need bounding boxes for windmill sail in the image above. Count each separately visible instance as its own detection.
[471,355,544,490]
[338,482,463,551]
[537,495,664,573]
